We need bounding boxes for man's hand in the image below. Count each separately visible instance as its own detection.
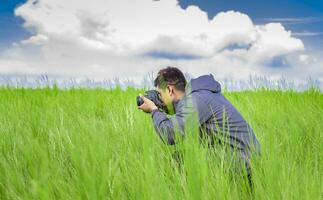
[138,94,158,113]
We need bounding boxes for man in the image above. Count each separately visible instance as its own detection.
[138,66,261,189]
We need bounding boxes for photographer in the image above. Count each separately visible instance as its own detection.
[138,66,261,190]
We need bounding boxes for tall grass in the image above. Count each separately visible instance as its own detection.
[0,87,321,199]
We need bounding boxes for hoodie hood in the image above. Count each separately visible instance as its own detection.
[186,74,221,94]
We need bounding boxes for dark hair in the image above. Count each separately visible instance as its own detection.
[154,66,187,92]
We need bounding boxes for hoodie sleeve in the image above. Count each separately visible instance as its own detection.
[150,99,196,145]
[151,110,176,145]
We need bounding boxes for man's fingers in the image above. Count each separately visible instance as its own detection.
[139,94,149,103]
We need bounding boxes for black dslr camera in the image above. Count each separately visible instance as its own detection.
[137,90,168,113]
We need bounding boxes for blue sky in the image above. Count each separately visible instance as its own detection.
[1,0,323,50]
[0,0,29,48]
[0,0,322,83]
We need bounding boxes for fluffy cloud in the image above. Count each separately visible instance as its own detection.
[0,0,321,84]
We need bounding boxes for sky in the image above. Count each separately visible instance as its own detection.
[0,0,322,85]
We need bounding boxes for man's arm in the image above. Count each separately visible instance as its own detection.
[151,109,176,145]
[139,93,212,145]
[150,100,195,145]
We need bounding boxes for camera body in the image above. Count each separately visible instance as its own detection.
[137,90,168,113]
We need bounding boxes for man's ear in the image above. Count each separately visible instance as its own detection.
[167,85,172,94]
[168,85,175,95]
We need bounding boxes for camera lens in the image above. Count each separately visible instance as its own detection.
[136,96,144,106]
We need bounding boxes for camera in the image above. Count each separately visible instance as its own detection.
[137,90,168,113]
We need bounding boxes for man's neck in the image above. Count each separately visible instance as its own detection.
[172,91,185,112]
[176,91,186,101]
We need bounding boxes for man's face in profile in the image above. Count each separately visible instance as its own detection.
[156,85,175,115]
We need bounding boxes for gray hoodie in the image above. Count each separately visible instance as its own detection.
[151,74,261,158]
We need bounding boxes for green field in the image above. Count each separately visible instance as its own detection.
[0,87,322,199]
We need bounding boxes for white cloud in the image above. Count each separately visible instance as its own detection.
[265,17,323,25]
[299,54,309,63]
[0,0,321,85]
[292,31,323,37]
[21,34,49,45]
